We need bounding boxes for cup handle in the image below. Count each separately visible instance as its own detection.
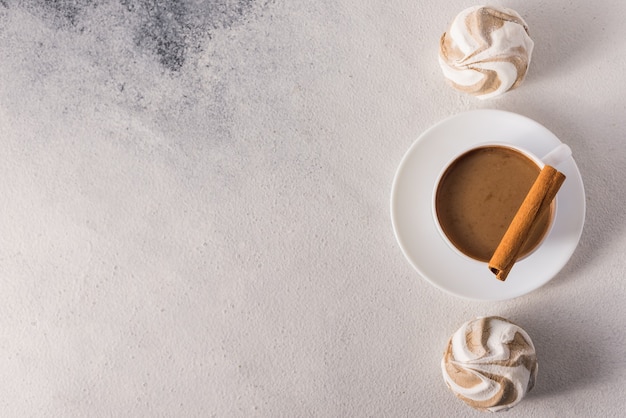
[541,143,572,167]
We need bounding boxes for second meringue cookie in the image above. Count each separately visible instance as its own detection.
[439,6,534,100]
[441,316,538,412]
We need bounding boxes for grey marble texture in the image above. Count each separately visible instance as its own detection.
[1,0,626,416]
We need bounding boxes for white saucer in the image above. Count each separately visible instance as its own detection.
[390,110,585,301]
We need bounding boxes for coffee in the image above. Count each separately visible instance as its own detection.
[435,146,553,262]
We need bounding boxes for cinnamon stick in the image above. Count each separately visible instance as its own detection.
[488,165,566,281]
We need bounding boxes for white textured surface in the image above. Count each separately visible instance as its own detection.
[1,0,625,416]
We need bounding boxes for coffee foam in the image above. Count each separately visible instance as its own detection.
[441,316,538,412]
[438,6,534,99]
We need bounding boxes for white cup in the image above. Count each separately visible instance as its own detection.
[432,142,571,263]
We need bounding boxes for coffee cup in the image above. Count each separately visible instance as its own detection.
[432,142,571,263]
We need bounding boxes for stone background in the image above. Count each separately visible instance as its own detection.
[1,0,625,416]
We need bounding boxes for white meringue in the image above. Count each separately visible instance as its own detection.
[439,6,534,99]
[441,316,538,412]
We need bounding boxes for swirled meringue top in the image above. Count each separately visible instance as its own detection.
[441,316,538,412]
[438,6,534,99]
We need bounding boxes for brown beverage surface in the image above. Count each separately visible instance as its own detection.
[435,146,553,262]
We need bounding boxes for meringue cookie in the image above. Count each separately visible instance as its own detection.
[441,316,538,412]
[439,6,534,99]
